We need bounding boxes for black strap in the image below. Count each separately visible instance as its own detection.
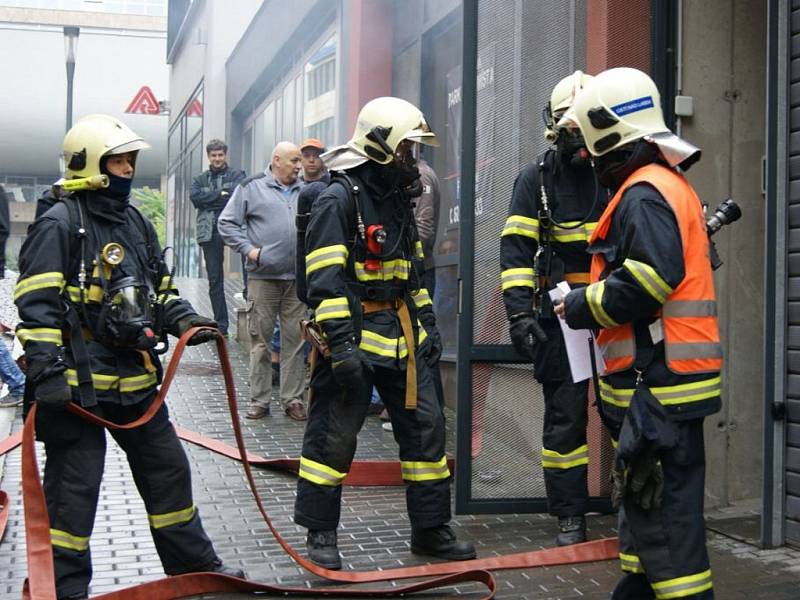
[63,304,97,407]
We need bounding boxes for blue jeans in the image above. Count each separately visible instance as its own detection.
[0,342,25,396]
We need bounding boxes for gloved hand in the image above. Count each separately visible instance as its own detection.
[176,315,219,346]
[509,312,547,360]
[611,450,664,510]
[330,337,370,390]
[34,372,72,408]
[425,326,442,366]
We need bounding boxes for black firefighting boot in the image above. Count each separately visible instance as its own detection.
[307,529,342,570]
[207,558,246,579]
[410,524,477,561]
[556,516,587,546]
[611,573,656,599]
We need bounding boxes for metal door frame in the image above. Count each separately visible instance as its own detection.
[455,0,679,514]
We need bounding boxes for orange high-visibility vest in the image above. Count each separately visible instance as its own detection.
[589,164,722,375]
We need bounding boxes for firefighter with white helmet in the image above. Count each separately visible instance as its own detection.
[294,97,475,569]
[16,114,243,599]
[556,68,719,599]
[500,70,607,546]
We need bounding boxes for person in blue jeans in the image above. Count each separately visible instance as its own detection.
[0,340,25,407]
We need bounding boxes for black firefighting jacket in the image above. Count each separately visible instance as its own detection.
[564,176,721,426]
[16,192,197,406]
[500,150,605,381]
[304,163,435,370]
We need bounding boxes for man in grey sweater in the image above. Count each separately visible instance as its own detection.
[218,141,308,421]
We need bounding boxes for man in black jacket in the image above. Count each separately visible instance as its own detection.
[500,71,605,546]
[16,115,243,600]
[189,139,245,335]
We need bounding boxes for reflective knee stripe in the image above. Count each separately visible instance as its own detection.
[51,528,90,552]
[586,281,619,328]
[411,288,432,308]
[652,569,712,599]
[623,259,673,304]
[619,552,644,574]
[316,297,351,322]
[401,456,450,482]
[501,215,539,240]
[541,444,589,469]
[148,504,197,529]
[14,272,66,300]
[501,267,535,290]
[299,456,347,486]
[17,327,63,345]
[306,244,348,275]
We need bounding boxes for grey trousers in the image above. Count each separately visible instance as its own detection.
[246,278,307,409]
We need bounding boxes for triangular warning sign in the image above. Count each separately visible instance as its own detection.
[187,99,203,117]
[125,86,160,115]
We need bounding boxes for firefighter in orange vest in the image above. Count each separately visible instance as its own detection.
[555,68,720,599]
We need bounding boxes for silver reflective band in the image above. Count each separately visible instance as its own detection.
[662,300,717,317]
[666,342,723,360]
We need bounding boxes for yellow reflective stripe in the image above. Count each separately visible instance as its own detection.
[316,297,351,322]
[17,327,62,345]
[411,288,432,308]
[599,380,633,408]
[414,240,424,259]
[652,569,712,599]
[501,215,539,240]
[298,456,347,486]
[118,372,158,393]
[306,244,348,275]
[360,329,406,359]
[50,528,90,552]
[14,272,66,300]
[354,259,411,281]
[541,444,589,469]
[157,275,177,292]
[550,221,598,243]
[64,370,157,393]
[619,552,644,574]
[623,259,673,304]
[157,293,181,305]
[65,286,85,302]
[148,504,196,529]
[650,376,721,405]
[417,325,428,346]
[586,281,619,328]
[401,456,450,482]
[501,267,535,290]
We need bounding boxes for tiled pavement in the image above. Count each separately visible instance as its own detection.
[1,277,800,598]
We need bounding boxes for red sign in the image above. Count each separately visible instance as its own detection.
[187,98,203,117]
[125,86,160,115]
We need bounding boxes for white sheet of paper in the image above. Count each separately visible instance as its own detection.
[549,282,605,383]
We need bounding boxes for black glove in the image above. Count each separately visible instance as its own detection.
[30,361,72,409]
[176,315,219,346]
[425,326,443,366]
[611,450,664,510]
[508,313,547,360]
[330,337,370,390]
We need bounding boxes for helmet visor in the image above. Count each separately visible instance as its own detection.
[104,139,151,157]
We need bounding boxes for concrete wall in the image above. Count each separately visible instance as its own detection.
[680,0,767,507]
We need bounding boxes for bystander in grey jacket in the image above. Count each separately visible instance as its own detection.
[217,170,302,280]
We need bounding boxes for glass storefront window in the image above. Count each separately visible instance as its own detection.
[303,34,336,144]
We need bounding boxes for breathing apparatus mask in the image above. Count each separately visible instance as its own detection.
[91,243,159,350]
[365,126,422,196]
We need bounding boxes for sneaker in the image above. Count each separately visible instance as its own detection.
[381,421,393,432]
[0,393,22,408]
[307,529,341,570]
[410,524,476,561]
[556,516,587,546]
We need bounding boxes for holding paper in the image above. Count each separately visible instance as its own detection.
[549,281,605,383]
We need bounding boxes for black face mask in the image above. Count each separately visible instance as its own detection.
[594,139,659,189]
[99,156,134,198]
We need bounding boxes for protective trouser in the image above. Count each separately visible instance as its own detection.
[294,353,450,530]
[37,396,217,599]
[541,379,590,517]
[614,418,713,600]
